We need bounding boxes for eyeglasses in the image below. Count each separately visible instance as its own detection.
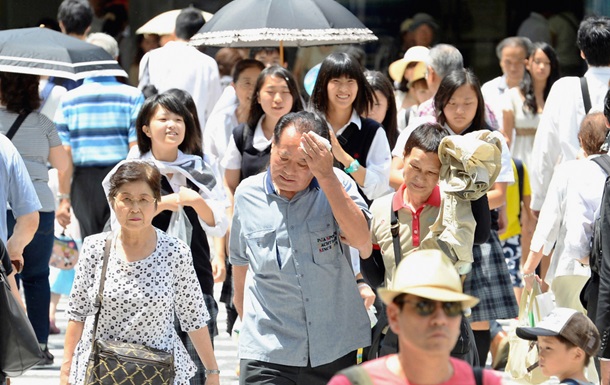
[235,80,255,90]
[395,298,463,317]
[113,194,156,209]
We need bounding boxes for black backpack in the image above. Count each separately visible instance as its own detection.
[589,155,610,275]
[580,154,610,316]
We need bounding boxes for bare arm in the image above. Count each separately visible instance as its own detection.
[60,320,85,385]
[487,181,507,210]
[224,168,241,197]
[520,195,535,259]
[233,264,248,319]
[177,187,216,227]
[389,156,405,191]
[56,145,73,228]
[501,110,515,148]
[211,235,227,283]
[48,145,71,174]
[301,132,372,257]
[8,271,25,310]
[7,211,39,271]
[187,326,220,385]
[328,129,367,187]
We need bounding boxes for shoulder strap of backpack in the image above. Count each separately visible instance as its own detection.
[389,193,401,267]
[513,158,524,206]
[473,366,484,385]
[592,154,610,176]
[580,77,592,114]
[338,365,375,385]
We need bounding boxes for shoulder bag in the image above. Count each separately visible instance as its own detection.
[84,233,175,385]
[0,244,43,377]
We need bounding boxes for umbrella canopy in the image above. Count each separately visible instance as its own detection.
[0,27,127,81]
[190,0,377,47]
[136,9,214,36]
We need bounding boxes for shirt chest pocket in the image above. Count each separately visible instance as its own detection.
[307,216,341,265]
[245,229,279,273]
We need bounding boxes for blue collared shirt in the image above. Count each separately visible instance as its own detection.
[230,169,371,367]
[0,135,41,243]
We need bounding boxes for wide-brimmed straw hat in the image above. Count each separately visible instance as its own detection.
[388,45,430,83]
[378,249,479,309]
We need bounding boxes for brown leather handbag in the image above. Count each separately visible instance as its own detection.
[84,234,174,385]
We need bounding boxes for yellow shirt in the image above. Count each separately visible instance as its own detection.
[499,160,531,240]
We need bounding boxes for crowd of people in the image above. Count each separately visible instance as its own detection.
[2,1,610,385]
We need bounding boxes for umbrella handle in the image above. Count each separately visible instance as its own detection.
[280,41,284,66]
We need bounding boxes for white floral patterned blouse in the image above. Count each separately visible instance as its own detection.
[67,229,210,385]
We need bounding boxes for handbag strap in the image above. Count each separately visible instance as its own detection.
[90,233,114,343]
[5,112,29,140]
[390,192,401,268]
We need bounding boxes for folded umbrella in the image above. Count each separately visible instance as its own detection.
[0,27,127,81]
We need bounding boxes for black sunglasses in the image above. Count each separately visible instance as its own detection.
[395,298,463,317]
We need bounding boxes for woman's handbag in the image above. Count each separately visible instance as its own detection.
[505,281,552,384]
[0,248,43,377]
[84,234,175,385]
[49,231,79,270]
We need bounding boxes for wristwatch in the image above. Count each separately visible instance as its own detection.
[205,369,221,375]
[344,159,360,174]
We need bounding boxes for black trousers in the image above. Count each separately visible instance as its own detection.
[239,350,357,385]
[71,165,115,239]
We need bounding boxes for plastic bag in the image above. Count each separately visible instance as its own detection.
[505,281,552,384]
[166,207,192,246]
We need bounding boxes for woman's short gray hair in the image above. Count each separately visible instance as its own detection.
[86,32,119,59]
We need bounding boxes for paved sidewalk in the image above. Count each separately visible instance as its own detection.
[10,283,240,385]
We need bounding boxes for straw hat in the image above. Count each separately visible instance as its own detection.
[378,249,479,309]
[408,61,428,86]
[388,46,430,83]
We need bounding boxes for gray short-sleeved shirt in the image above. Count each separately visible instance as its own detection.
[229,168,371,367]
[0,108,61,211]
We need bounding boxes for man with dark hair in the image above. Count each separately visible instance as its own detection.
[230,111,372,385]
[530,16,610,215]
[369,123,448,286]
[57,0,93,40]
[250,47,286,68]
[139,7,221,134]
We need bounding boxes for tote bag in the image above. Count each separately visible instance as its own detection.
[505,282,552,384]
[0,258,43,377]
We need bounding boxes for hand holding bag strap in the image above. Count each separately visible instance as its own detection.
[90,233,114,344]
[5,112,29,140]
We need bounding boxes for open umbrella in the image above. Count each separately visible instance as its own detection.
[190,0,377,62]
[0,27,128,81]
[136,9,214,36]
